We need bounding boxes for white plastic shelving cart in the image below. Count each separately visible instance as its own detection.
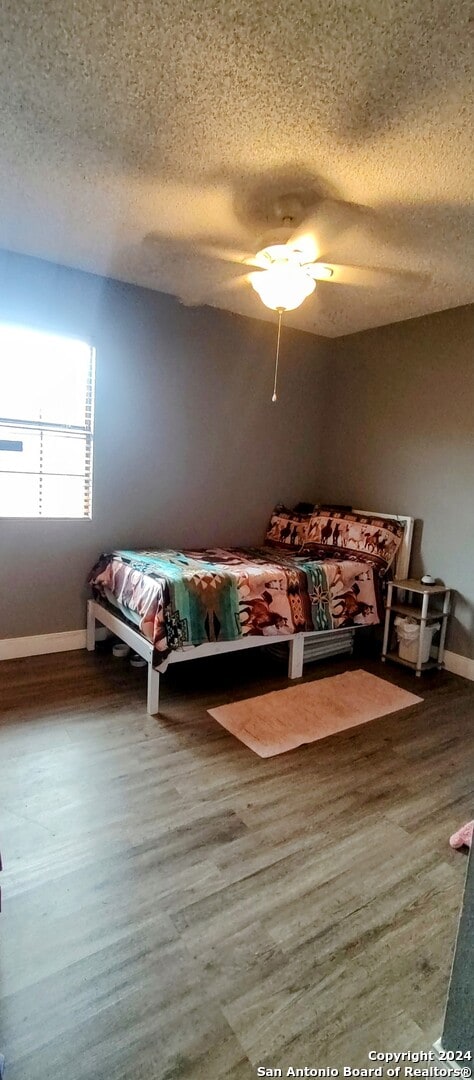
[381,578,451,677]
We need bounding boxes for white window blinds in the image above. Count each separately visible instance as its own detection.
[0,324,95,518]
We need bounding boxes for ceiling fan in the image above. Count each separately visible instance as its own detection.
[206,192,427,401]
[209,193,426,306]
[145,187,428,402]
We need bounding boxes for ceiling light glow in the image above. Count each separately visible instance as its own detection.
[249,266,316,311]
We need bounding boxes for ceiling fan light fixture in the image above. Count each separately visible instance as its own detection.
[249,265,316,311]
[308,263,334,280]
[253,243,298,268]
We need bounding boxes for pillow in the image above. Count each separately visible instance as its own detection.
[306,510,404,574]
[316,503,353,512]
[265,505,312,549]
[293,502,353,514]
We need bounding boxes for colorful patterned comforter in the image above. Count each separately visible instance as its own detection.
[89,547,382,670]
[89,548,382,665]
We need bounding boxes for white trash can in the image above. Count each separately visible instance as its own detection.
[394,616,440,664]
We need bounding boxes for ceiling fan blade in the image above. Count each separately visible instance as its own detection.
[144,232,260,269]
[288,199,374,262]
[316,263,430,289]
[305,263,334,281]
[198,244,262,268]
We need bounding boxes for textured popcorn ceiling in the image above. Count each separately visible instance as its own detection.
[0,0,473,336]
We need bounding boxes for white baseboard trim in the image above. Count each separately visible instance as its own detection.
[443,649,474,682]
[0,627,107,661]
[0,629,86,660]
[1,630,473,679]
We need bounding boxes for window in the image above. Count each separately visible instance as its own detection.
[0,324,95,518]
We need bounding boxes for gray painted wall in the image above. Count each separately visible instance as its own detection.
[1,251,473,660]
[317,305,474,659]
[0,250,329,639]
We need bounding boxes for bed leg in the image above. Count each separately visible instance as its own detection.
[288,635,304,679]
[86,600,96,652]
[147,665,160,716]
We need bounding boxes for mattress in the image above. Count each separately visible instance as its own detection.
[89,546,382,668]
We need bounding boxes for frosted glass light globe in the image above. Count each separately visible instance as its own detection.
[249,266,316,311]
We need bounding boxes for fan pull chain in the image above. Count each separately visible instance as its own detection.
[272,310,283,403]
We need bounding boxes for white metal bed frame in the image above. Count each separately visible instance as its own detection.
[86,511,414,715]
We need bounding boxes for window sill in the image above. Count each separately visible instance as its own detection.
[0,516,93,522]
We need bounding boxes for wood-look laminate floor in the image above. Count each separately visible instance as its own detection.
[0,645,473,1079]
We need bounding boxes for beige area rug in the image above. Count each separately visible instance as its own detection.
[208,669,423,757]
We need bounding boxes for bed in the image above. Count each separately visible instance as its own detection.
[87,508,414,715]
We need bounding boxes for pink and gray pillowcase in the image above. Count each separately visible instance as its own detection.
[265,504,405,577]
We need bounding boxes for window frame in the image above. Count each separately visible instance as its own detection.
[0,324,96,521]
